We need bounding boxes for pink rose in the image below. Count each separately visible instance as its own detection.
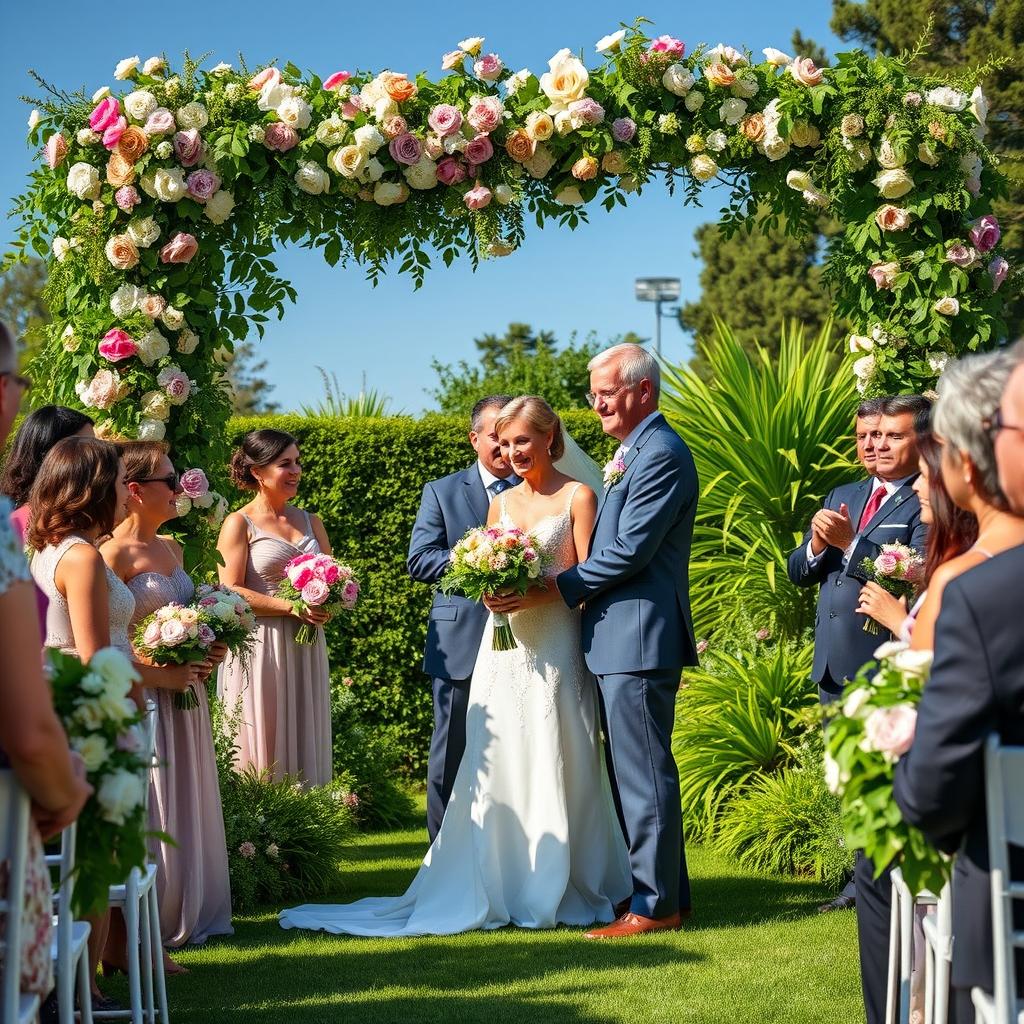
[248,67,280,91]
[301,579,330,606]
[179,468,209,498]
[875,551,899,576]
[186,168,220,202]
[322,563,340,585]
[569,98,605,125]
[466,96,503,134]
[945,243,978,268]
[340,96,364,120]
[650,35,685,58]
[159,619,188,646]
[44,133,68,169]
[474,54,504,81]
[864,704,917,762]
[198,624,216,647]
[161,371,191,403]
[464,184,492,210]
[323,71,351,91]
[789,57,824,87]
[173,129,204,167]
[427,104,463,137]
[142,620,162,647]
[868,261,900,289]
[969,214,1001,253]
[696,639,709,655]
[388,132,422,166]
[143,108,175,135]
[876,205,911,232]
[612,117,636,143]
[436,157,467,186]
[263,122,298,152]
[115,185,140,211]
[102,117,127,151]
[159,232,199,264]
[139,294,165,319]
[380,115,408,140]
[341,580,359,606]
[290,566,315,589]
[989,255,1009,291]
[99,329,137,362]
[89,97,122,133]
[464,134,494,165]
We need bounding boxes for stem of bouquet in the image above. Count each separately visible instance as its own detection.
[491,611,517,651]
[862,615,881,634]
[174,683,201,711]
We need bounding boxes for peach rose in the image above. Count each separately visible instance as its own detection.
[106,152,137,187]
[116,125,149,164]
[789,57,824,86]
[105,233,140,270]
[248,68,280,92]
[928,121,947,141]
[739,113,765,143]
[44,133,68,169]
[505,129,536,163]
[705,62,736,88]
[571,155,599,181]
[875,205,912,232]
[383,72,417,103]
[159,231,199,264]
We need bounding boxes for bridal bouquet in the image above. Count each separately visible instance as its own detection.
[857,543,925,633]
[47,647,151,915]
[133,602,215,709]
[195,583,258,658]
[824,640,950,896]
[275,553,360,645]
[439,525,546,651]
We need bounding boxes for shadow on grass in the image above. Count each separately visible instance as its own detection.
[691,871,836,928]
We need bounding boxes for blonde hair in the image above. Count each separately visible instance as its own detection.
[494,396,565,459]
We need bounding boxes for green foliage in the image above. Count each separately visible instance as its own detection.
[297,367,396,418]
[0,258,49,374]
[661,319,858,638]
[674,631,817,839]
[226,410,615,771]
[226,341,279,415]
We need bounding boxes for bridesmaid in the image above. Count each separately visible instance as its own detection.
[216,429,333,787]
[101,441,233,953]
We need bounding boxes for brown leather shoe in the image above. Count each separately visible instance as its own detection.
[585,911,682,939]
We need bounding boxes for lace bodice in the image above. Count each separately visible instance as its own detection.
[498,485,582,577]
[0,497,30,596]
[30,535,135,654]
[126,567,195,628]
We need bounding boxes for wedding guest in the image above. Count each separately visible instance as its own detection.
[407,394,517,840]
[101,441,232,959]
[894,343,1024,1023]
[217,429,333,787]
[0,323,91,1008]
[28,435,201,1005]
[788,395,929,914]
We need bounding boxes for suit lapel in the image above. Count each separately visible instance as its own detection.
[594,414,666,529]
[463,467,489,524]
[861,480,918,538]
[847,479,873,531]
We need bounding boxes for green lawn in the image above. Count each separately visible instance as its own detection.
[105,818,863,1024]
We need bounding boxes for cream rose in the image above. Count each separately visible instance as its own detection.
[876,138,907,169]
[525,111,555,142]
[718,98,747,125]
[684,90,705,112]
[353,124,385,154]
[137,328,170,366]
[127,216,161,248]
[204,190,235,225]
[840,113,864,138]
[917,142,941,167]
[690,155,719,182]
[554,185,585,206]
[175,102,209,130]
[662,64,694,97]
[176,328,199,354]
[67,162,101,200]
[933,296,960,316]
[329,145,367,179]
[295,161,330,194]
[789,121,820,148]
[373,181,407,206]
[873,168,914,199]
[925,87,967,112]
[404,156,438,190]
[153,167,187,202]
[523,144,556,179]
[140,390,172,421]
[539,48,589,112]
[277,96,312,131]
[105,234,140,270]
[114,56,140,80]
[124,89,158,123]
[786,169,813,192]
[875,205,912,232]
[161,306,185,331]
[315,116,348,148]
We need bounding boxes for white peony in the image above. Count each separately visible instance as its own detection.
[353,124,385,154]
[683,90,705,112]
[137,418,166,441]
[97,769,146,825]
[175,102,209,130]
[127,216,160,248]
[176,328,199,354]
[204,190,235,225]
[137,328,170,366]
[662,64,694,96]
[110,284,143,318]
[114,56,140,80]
[277,95,312,131]
[124,90,158,122]
[294,161,329,194]
[404,156,439,190]
[67,162,101,200]
[153,167,187,203]
[925,87,967,112]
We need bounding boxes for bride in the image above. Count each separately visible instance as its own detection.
[279,395,631,935]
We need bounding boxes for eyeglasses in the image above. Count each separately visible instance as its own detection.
[982,408,1024,441]
[131,473,180,491]
[585,384,629,408]
[0,371,31,394]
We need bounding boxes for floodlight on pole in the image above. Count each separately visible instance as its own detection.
[634,277,681,357]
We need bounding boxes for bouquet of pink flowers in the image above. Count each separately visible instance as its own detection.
[439,525,547,651]
[133,602,215,709]
[857,543,925,633]
[274,553,360,644]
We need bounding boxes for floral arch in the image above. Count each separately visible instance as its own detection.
[8,24,1014,562]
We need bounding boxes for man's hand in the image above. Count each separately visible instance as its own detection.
[483,583,562,614]
[811,502,855,551]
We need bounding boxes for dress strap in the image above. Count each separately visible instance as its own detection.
[564,483,583,514]
[240,513,257,539]
[302,509,314,538]
[973,545,996,559]
[499,491,508,519]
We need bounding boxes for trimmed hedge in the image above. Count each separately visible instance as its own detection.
[227,411,617,774]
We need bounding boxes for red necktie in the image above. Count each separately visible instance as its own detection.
[857,485,887,531]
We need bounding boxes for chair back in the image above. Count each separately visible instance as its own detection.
[0,770,32,1023]
[142,699,158,819]
[52,819,78,977]
[983,734,1024,1021]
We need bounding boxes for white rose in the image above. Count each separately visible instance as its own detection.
[175,101,209,130]
[142,56,166,76]
[842,686,873,719]
[92,87,112,102]
[927,351,949,374]
[373,181,405,206]
[925,86,968,112]
[540,48,589,112]
[137,328,170,366]
[77,127,101,146]
[109,284,142,318]
[762,47,793,66]
[161,306,185,331]
[277,95,312,131]
[917,141,940,167]
[662,64,694,97]
[52,236,71,261]
[353,124,385,154]
[554,185,585,206]
[137,418,166,441]
[210,62,232,76]
[934,296,960,316]
[705,44,747,65]
[140,390,171,421]
[67,162,101,200]
[459,37,485,56]
[127,216,161,248]
[504,68,532,97]
[595,30,626,54]
[88,647,139,693]
[363,157,384,183]
[153,167,187,202]
[554,109,574,135]
[874,640,909,660]
[690,155,719,182]
[494,183,514,205]
[204,190,235,225]
[683,90,705,112]
[73,735,111,772]
[176,328,199,354]
[873,168,914,200]
[328,145,367,179]
[114,56,141,80]
[849,334,874,353]
[876,138,907,169]
[294,161,330,195]
[969,85,989,125]
[824,750,843,795]
[212,345,234,366]
[786,169,814,192]
[706,130,727,153]
[175,494,194,517]
[760,134,790,161]
[891,648,934,678]
[27,109,41,130]
[73,700,106,732]
[853,354,876,381]
[97,769,146,825]
[124,90,158,122]
[404,156,438,190]
[193,491,214,509]
[61,325,79,352]
[315,116,347,148]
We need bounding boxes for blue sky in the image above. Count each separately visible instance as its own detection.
[1,1,843,413]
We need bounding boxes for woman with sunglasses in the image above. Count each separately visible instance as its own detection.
[100,441,232,967]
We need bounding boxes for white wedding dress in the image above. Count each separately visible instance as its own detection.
[279,485,631,935]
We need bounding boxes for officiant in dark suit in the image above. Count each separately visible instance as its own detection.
[407,395,518,841]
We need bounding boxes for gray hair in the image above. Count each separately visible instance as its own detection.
[470,394,514,432]
[933,350,1015,500]
[880,394,932,421]
[588,343,660,400]
[856,397,886,419]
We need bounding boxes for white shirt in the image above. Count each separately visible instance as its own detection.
[615,410,662,460]
[477,462,518,500]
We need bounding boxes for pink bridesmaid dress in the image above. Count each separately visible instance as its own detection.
[126,569,233,947]
[216,511,332,788]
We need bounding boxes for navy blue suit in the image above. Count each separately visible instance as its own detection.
[558,413,699,918]
[894,545,1024,1019]
[408,464,514,841]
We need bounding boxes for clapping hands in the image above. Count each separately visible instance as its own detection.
[811,502,855,554]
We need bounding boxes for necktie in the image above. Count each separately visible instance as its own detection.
[857,485,887,531]
[491,478,510,497]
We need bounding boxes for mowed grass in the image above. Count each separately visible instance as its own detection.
[103,814,862,1024]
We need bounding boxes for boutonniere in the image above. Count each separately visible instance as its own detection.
[603,457,626,489]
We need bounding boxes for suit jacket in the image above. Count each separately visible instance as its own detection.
[787,477,926,685]
[557,413,699,675]
[407,465,503,680]
[893,545,1024,992]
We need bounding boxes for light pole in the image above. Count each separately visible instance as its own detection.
[634,277,681,358]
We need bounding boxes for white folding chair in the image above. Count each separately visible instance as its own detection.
[922,882,952,1024]
[95,704,168,1024]
[0,770,41,1024]
[972,735,1024,1024]
[46,820,94,1024]
[886,866,938,1024]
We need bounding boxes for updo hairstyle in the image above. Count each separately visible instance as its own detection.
[494,396,565,459]
[229,429,298,491]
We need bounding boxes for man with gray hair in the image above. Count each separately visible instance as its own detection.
[407,395,519,840]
